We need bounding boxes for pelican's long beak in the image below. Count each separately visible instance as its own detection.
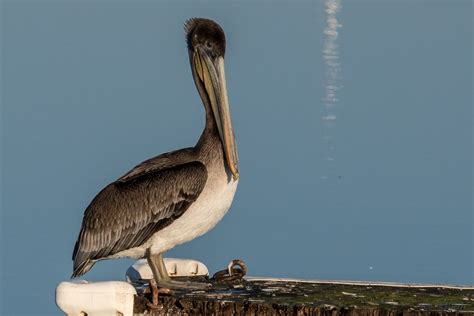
[193,46,239,180]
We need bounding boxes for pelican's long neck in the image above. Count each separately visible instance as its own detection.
[195,96,223,162]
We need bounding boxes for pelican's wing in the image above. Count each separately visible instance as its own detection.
[72,158,207,278]
[117,149,194,183]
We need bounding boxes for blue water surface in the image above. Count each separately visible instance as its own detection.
[1,1,472,315]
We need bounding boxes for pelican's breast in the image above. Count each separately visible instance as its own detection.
[148,169,238,254]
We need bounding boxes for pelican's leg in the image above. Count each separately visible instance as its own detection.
[147,253,171,283]
[147,252,210,290]
[145,253,172,309]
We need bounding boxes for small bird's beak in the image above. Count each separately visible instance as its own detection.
[192,46,239,181]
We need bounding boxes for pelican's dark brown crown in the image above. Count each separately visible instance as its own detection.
[185,18,226,57]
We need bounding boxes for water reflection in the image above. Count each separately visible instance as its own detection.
[321,0,342,180]
[323,0,342,117]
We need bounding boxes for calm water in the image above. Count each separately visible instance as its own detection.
[1,1,472,315]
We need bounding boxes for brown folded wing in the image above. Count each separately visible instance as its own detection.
[72,158,207,278]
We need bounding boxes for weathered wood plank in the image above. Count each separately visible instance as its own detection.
[132,277,474,315]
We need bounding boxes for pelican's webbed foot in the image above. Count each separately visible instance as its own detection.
[147,278,173,310]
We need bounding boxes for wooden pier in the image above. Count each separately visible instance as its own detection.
[132,277,474,315]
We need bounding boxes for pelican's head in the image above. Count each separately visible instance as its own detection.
[185,18,239,181]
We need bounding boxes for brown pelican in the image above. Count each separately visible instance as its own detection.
[72,18,239,289]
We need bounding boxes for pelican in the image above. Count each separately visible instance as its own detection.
[72,18,239,289]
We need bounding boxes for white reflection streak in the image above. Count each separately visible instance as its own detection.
[323,0,342,115]
[321,0,342,180]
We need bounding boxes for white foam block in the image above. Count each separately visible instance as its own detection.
[126,258,209,282]
[56,281,136,316]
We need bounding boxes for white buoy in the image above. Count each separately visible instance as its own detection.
[126,258,209,283]
[55,281,136,316]
[55,258,208,315]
